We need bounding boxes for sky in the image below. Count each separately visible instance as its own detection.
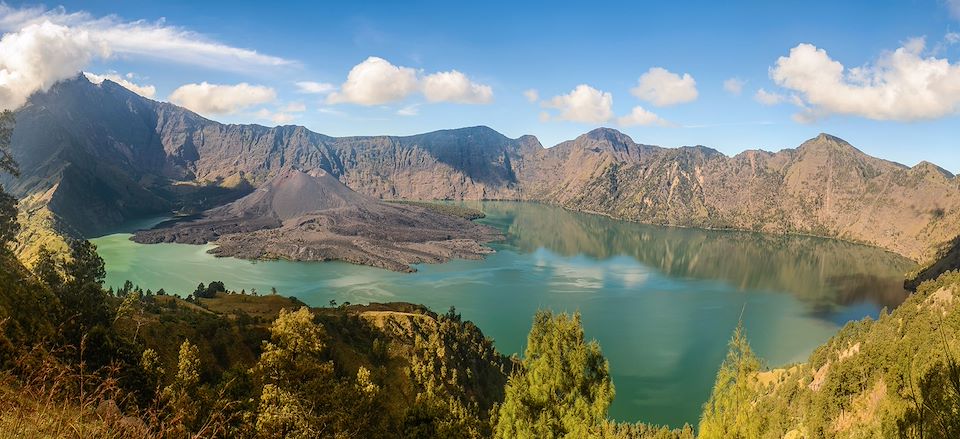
[1,0,960,170]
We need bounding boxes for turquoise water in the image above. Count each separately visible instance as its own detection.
[91,201,915,427]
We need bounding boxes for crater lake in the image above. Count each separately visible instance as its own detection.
[91,201,915,427]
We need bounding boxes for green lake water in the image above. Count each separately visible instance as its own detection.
[91,201,915,427]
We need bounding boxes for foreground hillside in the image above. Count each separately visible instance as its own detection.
[0,245,510,438]
[698,271,960,438]
[0,236,700,438]
[2,231,959,437]
[6,76,960,269]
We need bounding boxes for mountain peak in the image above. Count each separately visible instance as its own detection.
[229,166,372,221]
[798,133,863,155]
[911,161,955,179]
[579,127,636,146]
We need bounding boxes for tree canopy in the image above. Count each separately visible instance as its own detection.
[698,322,763,439]
[495,310,614,439]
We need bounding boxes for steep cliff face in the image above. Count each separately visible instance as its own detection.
[518,129,960,262]
[4,76,174,234]
[151,95,525,200]
[4,76,525,238]
[7,77,960,264]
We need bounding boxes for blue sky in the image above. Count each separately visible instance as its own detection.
[2,0,960,169]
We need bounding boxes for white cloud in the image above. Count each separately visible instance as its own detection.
[83,71,155,98]
[542,84,613,123]
[324,56,493,106]
[318,107,346,117]
[617,106,670,127]
[723,77,745,95]
[255,108,296,125]
[295,81,335,94]
[947,32,960,44]
[770,40,960,121]
[169,82,276,115]
[0,21,105,109]
[0,4,293,110]
[523,88,539,103]
[0,5,292,70]
[326,57,418,105]
[754,88,785,105]
[421,70,492,104]
[630,67,698,106]
[396,104,420,116]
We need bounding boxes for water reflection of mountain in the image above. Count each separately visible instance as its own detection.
[475,202,916,311]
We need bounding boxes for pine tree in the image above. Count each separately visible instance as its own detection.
[698,322,763,439]
[494,310,614,439]
[64,239,105,287]
[254,307,332,438]
[33,245,63,288]
[163,340,202,431]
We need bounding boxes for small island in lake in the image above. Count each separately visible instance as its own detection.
[132,167,502,272]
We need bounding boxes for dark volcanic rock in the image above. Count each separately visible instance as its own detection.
[132,168,502,272]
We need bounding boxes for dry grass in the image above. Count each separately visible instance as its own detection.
[0,338,241,439]
[0,346,146,439]
[199,292,299,320]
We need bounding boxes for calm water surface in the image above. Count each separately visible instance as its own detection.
[91,201,915,427]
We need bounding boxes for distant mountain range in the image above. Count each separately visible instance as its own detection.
[6,75,960,270]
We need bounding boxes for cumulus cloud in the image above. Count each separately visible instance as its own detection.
[630,67,698,106]
[541,84,613,123]
[421,70,492,104]
[255,108,296,125]
[523,89,539,103]
[0,21,105,109]
[326,57,419,105]
[770,40,960,121]
[83,71,155,98]
[617,106,670,127]
[324,56,493,106]
[723,78,745,95]
[169,82,276,115]
[295,81,335,94]
[0,4,293,110]
[754,88,785,105]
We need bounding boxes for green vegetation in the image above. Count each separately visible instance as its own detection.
[3,229,959,437]
[696,271,960,438]
[698,323,763,438]
[495,311,613,438]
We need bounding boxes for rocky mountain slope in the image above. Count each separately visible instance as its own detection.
[6,76,960,266]
[520,128,960,262]
[3,76,527,237]
[132,168,502,271]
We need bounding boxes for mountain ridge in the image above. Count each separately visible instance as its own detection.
[7,76,960,267]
